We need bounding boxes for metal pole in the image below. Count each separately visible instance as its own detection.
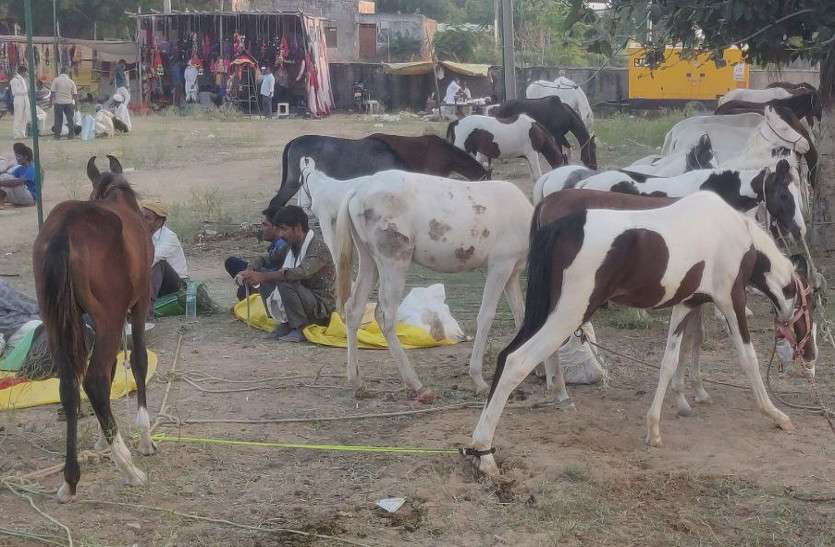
[53,0,60,76]
[136,7,144,107]
[500,0,517,100]
[24,0,44,227]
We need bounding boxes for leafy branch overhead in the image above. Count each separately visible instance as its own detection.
[568,0,835,98]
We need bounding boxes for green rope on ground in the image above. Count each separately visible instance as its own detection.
[151,433,460,455]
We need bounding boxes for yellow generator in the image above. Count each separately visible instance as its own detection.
[627,45,749,103]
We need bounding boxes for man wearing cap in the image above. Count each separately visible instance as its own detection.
[141,200,188,308]
[260,66,275,119]
[50,67,79,139]
[0,143,37,208]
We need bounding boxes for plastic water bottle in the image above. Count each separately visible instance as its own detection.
[185,282,197,320]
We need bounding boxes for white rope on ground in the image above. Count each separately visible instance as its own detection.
[0,478,74,547]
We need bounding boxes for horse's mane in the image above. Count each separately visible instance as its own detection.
[742,215,793,286]
[685,135,713,170]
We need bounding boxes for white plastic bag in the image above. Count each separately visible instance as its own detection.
[559,322,605,384]
[397,284,465,342]
[81,114,96,141]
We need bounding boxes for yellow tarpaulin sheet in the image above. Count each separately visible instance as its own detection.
[232,294,459,350]
[383,61,491,78]
[0,351,158,411]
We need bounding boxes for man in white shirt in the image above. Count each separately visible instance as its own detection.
[50,68,78,139]
[10,65,31,140]
[141,200,188,309]
[443,77,461,105]
[260,66,275,119]
[184,62,199,103]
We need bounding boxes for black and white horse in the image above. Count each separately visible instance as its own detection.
[536,159,806,239]
[447,114,566,181]
[466,191,818,476]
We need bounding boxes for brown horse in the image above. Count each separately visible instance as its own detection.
[367,133,490,180]
[33,155,155,503]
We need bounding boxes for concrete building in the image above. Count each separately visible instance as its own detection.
[246,0,436,62]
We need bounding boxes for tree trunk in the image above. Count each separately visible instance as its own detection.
[811,107,834,250]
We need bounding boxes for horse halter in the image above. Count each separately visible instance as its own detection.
[760,115,804,148]
[775,275,814,363]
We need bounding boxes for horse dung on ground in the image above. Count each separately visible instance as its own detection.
[32,155,156,503]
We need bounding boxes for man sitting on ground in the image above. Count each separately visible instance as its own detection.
[237,206,334,343]
[0,143,37,208]
[225,207,288,302]
[141,200,188,309]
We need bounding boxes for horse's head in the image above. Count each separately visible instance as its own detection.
[86,155,133,202]
[761,159,806,240]
[774,254,819,372]
[763,105,811,154]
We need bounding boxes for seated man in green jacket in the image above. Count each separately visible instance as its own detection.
[237,205,335,343]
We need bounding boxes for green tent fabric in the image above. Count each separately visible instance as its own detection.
[0,327,38,373]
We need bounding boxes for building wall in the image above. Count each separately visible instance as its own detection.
[358,13,434,62]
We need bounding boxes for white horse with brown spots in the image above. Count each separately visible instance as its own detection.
[334,170,532,399]
[465,191,818,476]
[447,114,566,182]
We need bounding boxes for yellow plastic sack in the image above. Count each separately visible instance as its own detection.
[232,294,459,349]
[0,350,158,411]
[303,312,459,350]
[233,294,279,333]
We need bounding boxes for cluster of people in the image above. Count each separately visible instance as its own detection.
[0,142,37,208]
[7,61,132,141]
[139,198,334,342]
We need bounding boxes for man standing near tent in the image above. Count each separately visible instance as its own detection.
[184,61,199,103]
[50,67,78,139]
[10,65,30,140]
[260,66,275,119]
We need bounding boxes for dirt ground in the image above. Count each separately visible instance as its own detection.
[1,112,834,547]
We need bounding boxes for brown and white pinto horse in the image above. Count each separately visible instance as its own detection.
[33,156,155,502]
[447,114,566,181]
[466,191,817,476]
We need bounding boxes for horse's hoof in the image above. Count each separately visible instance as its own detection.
[56,482,76,504]
[471,377,489,395]
[125,468,147,487]
[476,455,501,477]
[555,398,576,411]
[694,392,712,405]
[138,439,158,456]
[676,406,695,418]
[778,418,795,432]
[415,389,435,404]
[645,434,663,448]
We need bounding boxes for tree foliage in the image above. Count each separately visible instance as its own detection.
[569,0,835,100]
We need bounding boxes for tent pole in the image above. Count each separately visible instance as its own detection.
[24,0,44,227]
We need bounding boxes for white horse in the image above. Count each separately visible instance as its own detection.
[661,106,807,159]
[447,114,566,182]
[334,170,532,398]
[525,77,594,130]
[466,191,818,476]
[622,134,717,177]
[717,87,793,106]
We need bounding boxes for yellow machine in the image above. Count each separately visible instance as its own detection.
[628,45,749,102]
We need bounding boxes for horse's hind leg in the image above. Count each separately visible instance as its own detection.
[672,307,703,417]
[374,256,431,401]
[129,307,156,456]
[469,263,516,394]
[84,324,146,487]
[646,305,690,447]
[345,241,377,394]
[57,354,81,503]
[526,150,543,181]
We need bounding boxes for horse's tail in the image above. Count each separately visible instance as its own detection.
[40,230,88,380]
[528,199,544,242]
[446,120,458,143]
[488,216,577,402]
[335,190,357,313]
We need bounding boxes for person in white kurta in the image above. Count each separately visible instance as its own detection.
[184,63,199,103]
[10,66,31,139]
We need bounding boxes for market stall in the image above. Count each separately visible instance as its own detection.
[131,10,333,116]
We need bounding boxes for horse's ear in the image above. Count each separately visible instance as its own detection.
[699,133,711,146]
[790,254,809,277]
[86,156,100,184]
[106,155,123,174]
